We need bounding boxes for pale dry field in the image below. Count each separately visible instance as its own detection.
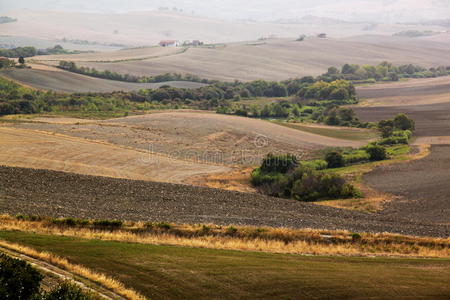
[52,36,450,81]
[0,126,230,184]
[10,112,365,167]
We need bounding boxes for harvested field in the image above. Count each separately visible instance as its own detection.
[357,76,450,106]
[353,101,450,137]
[0,68,206,93]
[10,112,366,166]
[0,166,449,237]
[0,127,229,184]
[56,36,450,81]
[364,145,450,224]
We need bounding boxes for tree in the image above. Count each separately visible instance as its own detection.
[366,145,387,161]
[393,113,415,131]
[325,151,345,168]
[18,56,25,65]
[379,126,394,138]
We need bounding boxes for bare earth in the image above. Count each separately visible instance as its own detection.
[9,112,365,167]
[364,145,450,224]
[357,76,450,106]
[1,166,448,237]
[0,126,229,184]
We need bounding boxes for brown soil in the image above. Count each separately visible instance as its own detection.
[1,165,449,237]
[364,145,450,224]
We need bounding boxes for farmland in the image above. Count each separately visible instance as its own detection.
[1,231,449,300]
[0,67,206,93]
[33,36,450,81]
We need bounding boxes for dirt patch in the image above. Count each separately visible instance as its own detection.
[364,145,450,224]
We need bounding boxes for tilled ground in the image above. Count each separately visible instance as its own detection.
[0,166,448,237]
[364,145,450,225]
[353,101,450,137]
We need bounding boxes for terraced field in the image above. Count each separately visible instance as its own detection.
[0,68,206,93]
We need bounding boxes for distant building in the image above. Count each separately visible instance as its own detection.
[317,33,327,38]
[159,40,180,47]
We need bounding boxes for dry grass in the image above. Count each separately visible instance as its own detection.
[1,215,449,258]
[188,167,256,193]
[0,238,147,300]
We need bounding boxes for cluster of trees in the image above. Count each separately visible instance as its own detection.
[251,153,359,201]
[59,61,214,84]
[0,45,80,58]
[377,113,415,145]
[0,16,17,24]
[0,46,37,58]
[0,253,94,299]
[320,62,450,83]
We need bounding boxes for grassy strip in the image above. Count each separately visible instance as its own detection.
[0,231,449,299]
[0,238,146,300]
[1,216,449,258]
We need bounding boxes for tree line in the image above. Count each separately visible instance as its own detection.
[320,62,450,83]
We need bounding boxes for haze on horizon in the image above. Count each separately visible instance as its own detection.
[1,0,450,23]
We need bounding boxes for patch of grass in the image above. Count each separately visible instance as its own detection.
[0,231,449,300]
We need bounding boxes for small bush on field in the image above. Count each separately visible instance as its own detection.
[43,282,95,300]
[226,226,238,235]
[51,218,89,227]
[366,145,387,161]
[325,151,345,168]
[156,222,172,230]
[343,151,369,164]
[93,220,123,228]
[15,214,42,222]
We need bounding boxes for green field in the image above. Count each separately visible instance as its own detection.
[1,231,449,299]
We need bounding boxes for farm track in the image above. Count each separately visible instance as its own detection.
[0,166,449,237]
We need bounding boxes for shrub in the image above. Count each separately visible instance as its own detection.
[93,220,123,228]
[0,253,43,300]
[366,145,387,161]
[325,151,345,168]
[300,159,328,170]
[156,222,172,230]
[343,151,370,164]
[377,136,408,145]
[43,282,94,300]
[260,153,298,174]
[226,226,238,235]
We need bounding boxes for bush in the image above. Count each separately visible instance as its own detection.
[43,282,94,300]
[300,159,328,170]
[0,253,43,300]
[260,153,298,174]
[377,136,408,145]
[343,151,370,164]
[93,220,123,228]
[393,113,415,131]
[366,145,387,161]
[325,151,345,168]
